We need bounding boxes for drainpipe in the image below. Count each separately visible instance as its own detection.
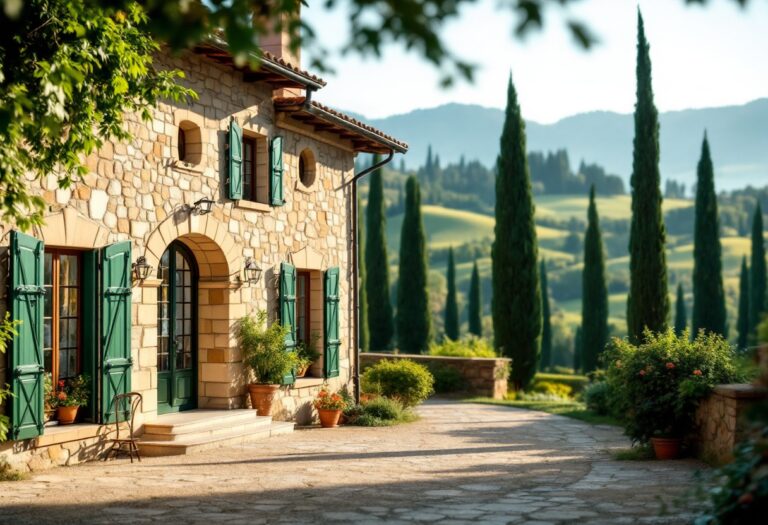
[350,150,395,404]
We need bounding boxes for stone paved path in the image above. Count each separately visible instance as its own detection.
[0,401,704,524]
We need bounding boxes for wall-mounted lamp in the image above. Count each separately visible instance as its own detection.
[243,257,262,284]
[132,256,153,280]
[190,197,214,215]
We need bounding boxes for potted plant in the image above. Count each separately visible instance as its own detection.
[44,373,56,424]
[605,329,739,459]
[54,375,89,425]
[313,387,346,428]
[295,331,321,378]
[238,310,297,416]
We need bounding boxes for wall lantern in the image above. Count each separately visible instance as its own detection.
[243,257,262,284]
[190,197,214,215]
[132,256,153,280]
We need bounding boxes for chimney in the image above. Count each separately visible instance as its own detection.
[260,6,301,67]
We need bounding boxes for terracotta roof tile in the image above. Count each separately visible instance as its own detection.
[260,51,326,86]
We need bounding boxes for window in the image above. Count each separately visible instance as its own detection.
[296,271,311,345]
[43,250,81,383]
[298,149,316,188]
[242,136,257,202]
[177,120,202,165]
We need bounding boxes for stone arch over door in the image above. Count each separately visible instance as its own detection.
[144,215,248,410]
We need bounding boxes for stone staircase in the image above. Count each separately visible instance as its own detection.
[137,409,294,456]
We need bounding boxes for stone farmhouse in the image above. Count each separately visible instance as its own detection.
[0,29,407,470]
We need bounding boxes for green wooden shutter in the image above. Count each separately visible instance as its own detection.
[100,241,132,424]
[270,136,284,206]
[324,267,341,378]
[9,231,45,440]
[228,119,243,200]
[279,262,296,385]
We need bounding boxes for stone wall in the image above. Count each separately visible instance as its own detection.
[693,384,768,465]
[0,46,357,446]
[361,353,510,400]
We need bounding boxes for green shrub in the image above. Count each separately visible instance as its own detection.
[533,373,589,395]
[428,363,464,393]
[583,381,613,416]
[428,336,496,358]
[605,329,740,444]
[238,311,296,385]
[362,359,434,407]
[348,397,418,427]
[532,381,572,399]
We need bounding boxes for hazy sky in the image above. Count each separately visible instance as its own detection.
[302,0,768,123]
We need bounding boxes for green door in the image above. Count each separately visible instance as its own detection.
[157,242,197,414]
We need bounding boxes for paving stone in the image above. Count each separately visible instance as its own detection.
[0,401,703,524]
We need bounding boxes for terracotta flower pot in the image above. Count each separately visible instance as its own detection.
[651,437,682,460]
[248,384,280,416]
[317,408,342,428]
[296,365,309,378]
[57,405,79,425]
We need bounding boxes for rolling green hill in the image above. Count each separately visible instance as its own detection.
[383,196,754,346]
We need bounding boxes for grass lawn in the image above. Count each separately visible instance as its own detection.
[465,397,620,426]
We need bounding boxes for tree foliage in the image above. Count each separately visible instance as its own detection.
[397,176,432,353]
[358,196,369,353]
[581,186,608,373]
[366,155,394,351]
[540,259,553,371]
[750,203,767,345]
[444,247,459,340]
[692,134,726,336]
[468,260,482,337]
[492,74,541,390]
[627,11,668,342]
[0,1,194,229]
[737,256,750,351]
[674,283,687,337]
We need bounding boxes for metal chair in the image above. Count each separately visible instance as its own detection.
[103,392,143,463]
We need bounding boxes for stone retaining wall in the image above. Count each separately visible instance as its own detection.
[693,383,768,465]
[361,353,510,399]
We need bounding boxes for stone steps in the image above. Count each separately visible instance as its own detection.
[137,409,294,457]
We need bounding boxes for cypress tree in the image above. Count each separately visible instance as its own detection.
[627,11,668,342]
[737,256,750,350]
[358,196,369,352]
[492,74,541,390]
[692,134,726,336]
[581,186,609,373]
[444,247,459,340]
[365,154,394,351]
[573,326,583,374]
[468,260,482,337]
[674,283,687,336]
[397,176,432,353]
[750,204,766,344]
[540,259,552,371]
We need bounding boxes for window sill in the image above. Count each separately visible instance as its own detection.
[235,200,271,212]
[294,181,316,195]
[292,377,325,389]
[170,161,204,174]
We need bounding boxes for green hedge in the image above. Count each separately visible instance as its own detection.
[532,373,589,394]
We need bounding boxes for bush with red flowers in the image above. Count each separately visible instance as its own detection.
[313,388,346,411]
[50,375,90,408]
[605,329,739,444]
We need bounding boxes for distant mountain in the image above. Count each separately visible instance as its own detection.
[363,99,768,191]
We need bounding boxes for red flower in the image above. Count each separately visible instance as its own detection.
[57,391,67,401]
[58,380,65,388]
[639,370,646,377]
[666,362,675,370]
[738,492,754,505]
[693,369,702,376]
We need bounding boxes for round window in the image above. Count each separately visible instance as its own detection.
[299,149,316,188]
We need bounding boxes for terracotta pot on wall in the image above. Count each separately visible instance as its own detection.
[248,384,280,416]
[296,365,310,378]
[56,406,79,425]
[317,409,342,428]
[650,437,682,460]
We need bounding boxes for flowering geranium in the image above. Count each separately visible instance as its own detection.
[313,388,346,411]
[53,375,90,408]
[604,329,740,443]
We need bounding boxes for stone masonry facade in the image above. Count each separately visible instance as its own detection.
[0,43,408,471]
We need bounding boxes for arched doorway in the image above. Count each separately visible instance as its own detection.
[157,241,198,414]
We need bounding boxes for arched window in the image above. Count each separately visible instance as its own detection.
[298,149,316,188]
